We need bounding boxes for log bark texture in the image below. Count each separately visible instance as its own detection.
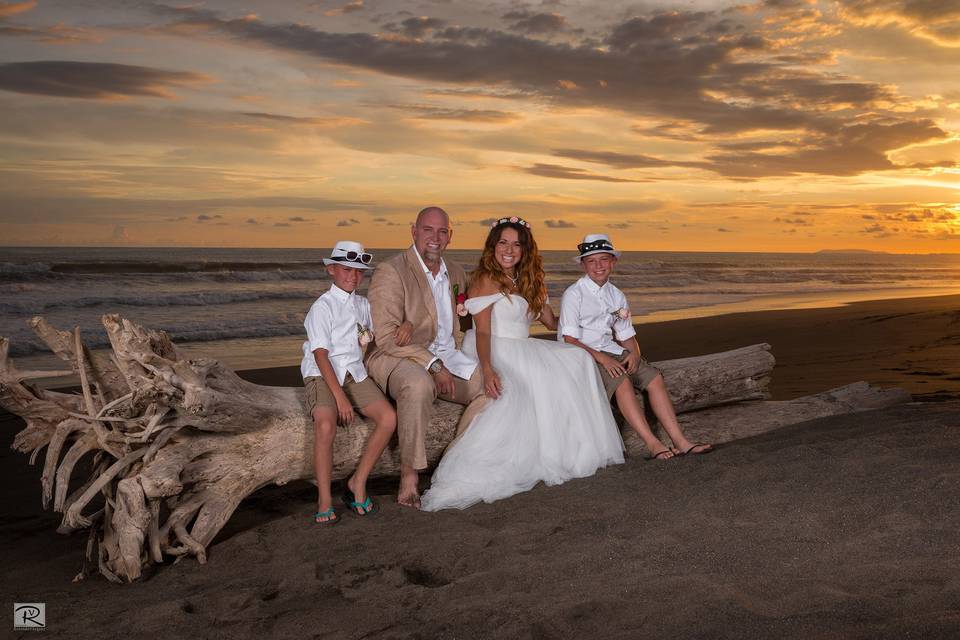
[0,315,905,582]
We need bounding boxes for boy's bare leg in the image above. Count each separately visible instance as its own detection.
[313,406,338,522]
[646,375,713,454]
[346,399,397,513]
[613,379,676,459]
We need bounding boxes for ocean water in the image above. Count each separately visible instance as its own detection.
[2,246,959,372]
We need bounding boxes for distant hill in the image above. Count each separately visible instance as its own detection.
[816,249,888,254]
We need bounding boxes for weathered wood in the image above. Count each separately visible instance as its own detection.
[0,315,908,583]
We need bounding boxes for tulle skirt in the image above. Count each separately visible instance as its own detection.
[421,334,624,511]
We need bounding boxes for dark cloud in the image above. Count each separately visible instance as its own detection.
[705,118,948,177]
[324,0,364,17]
[0,61,209,99]
[717,227,734,232]
[240,112,345,126]
[336,218,361,226]
[773,216,813,226]
[196,214,223,222]
[478,217,498,226]
[607,222,631,229]
[289,216,312,222]
[501,11,567,34]
[246,218,260,225]
[386,104,520,122]
[385,16,447,38]
[522,163,643,182]
[862,222,893,236]
[151,5,895,142]
[544,219,575,228]
[552,148,684,169]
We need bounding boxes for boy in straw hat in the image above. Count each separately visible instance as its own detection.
[558,234,712,460]
[302,241,397,525]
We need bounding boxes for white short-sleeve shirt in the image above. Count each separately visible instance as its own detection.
[300,284,373,383]
[558,276,635,355]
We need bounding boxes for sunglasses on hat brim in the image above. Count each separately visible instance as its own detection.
[330,251,372,265]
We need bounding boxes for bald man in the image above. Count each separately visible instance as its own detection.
[365,207,487,509]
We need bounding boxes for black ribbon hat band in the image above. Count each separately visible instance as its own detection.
[577,239,615,255]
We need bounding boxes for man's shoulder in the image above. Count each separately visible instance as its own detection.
[443,256,466,278]
[378,250,407,270]
[371,251,406,281]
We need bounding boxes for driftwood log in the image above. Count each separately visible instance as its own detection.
[1,315,907,582]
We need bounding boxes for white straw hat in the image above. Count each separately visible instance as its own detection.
[574,233,621,262]
[323,240,372,270]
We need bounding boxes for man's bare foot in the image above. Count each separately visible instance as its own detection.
[398,466,421,509]
[397,491,421,509]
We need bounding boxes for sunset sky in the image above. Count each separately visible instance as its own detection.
[0,0,958,251]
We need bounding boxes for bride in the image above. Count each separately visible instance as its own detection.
[420,217,625,511]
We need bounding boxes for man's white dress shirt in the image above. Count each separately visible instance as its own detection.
[413,247,478,380]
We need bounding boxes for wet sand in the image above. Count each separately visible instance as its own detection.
[3,294,959,638]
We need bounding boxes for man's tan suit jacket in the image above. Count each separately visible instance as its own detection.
[365,246,468,382]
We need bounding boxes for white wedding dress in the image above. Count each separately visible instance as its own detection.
[420,293,625,511]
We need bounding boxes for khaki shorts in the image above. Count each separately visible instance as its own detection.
[596,351,662,399]
[304,375,386,415]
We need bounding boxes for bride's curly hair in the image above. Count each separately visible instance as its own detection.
[470,218,547,316]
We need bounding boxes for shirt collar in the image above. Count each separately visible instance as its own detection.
[412,244,448,279]
[328,283,354,302]
[580,275,609,294]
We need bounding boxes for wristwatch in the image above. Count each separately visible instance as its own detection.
[428,359,443,374]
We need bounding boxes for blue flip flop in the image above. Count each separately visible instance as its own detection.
[342,490,378,516]
[313,507,340,526]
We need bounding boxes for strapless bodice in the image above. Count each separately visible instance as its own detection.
[463,293,532,340]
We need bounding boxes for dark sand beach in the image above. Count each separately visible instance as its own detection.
[3,294,959,638]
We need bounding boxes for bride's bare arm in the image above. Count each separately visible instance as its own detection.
[469,276,503,399]
[539,304,558,331]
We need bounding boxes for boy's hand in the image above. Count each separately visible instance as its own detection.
[395,321,414,347]
[334,392,355,426]
[622,349,640,374]
[596,352,626,379]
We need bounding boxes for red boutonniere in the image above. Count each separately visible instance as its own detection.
[454,284,468,317]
